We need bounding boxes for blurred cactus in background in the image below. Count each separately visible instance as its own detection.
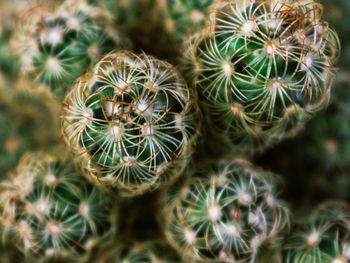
[164,159,289,262]
[154,0,214,60]
[62,51,199,196]
[0,76,60,178]
[0,152,116,262]
[284,202,350,263]
[10,0,128,96]
[185,0,340,154]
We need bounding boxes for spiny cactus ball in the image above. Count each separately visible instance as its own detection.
[10,0,127,96]
[62,51,199,196]
[0,152,116,261]
[185,0,340,153]
[284,202,350,263]
[164,159,290,262]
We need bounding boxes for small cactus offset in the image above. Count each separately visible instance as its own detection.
[164,159,290,262]
[0,152,116,262]
[284,201,350,263]
[62,51,199,196]
[10,0,127,96]
[184,0,340,153]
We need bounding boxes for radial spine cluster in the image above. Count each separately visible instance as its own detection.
[185,0,340,153]
[165,159,290,262]
[10,0,126,96]
[284,202,350,263]
[62,51,199,196]
[0,152,116,261]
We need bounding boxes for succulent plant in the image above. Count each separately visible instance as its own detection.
[10,0,128,96]
[164,159,290,262]
[184,0,340,154]
[284,201,350,263]
[61,51,199,196]
[0,152,116,262]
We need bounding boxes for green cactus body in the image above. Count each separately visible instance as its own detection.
[185,0,339,153]
[0,152,116,261]
[164,159,290,262]
[62,51,199,196]
[11,0,127,96]
[284,202,350,263]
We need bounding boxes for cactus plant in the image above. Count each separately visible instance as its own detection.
[0,152,116,262]
[284,201,350,263]
[10,0,128,96]
[164,159,290,262]
[61,51,199,196]
[184,0,340,153]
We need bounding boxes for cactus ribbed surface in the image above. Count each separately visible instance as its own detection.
[185,0,340,153]
[62,51,199,196]
[165,159,290,262]
[284,202,350,263]
[0,152,116,261]
[10,0,127,96]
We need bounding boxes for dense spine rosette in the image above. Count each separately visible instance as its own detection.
[10,0,127,96]
[0,152,116,261]
[62,51,199,196]
[284,202,350,263]
[164,159,289,262]
[185,0,340,153]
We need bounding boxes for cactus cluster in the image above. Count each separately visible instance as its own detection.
[0,152,116,261]
[185,0,339,153]
[165,159,289,262]
[0,0,347,262]
[62,51,199,195]
[10,0,127,96]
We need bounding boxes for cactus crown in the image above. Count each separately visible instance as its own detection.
[185,0,340,153]
[62,51,199,196]
[11,0,126,95]
[0,152,115,260]
[165,159,290,262]
[284,202,350,263]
